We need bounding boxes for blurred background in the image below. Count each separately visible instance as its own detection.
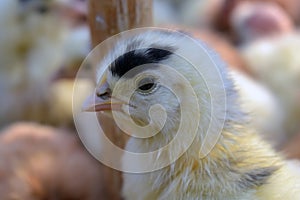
[0,0,300,199]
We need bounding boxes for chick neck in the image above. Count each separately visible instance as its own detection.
[125,77,282,198]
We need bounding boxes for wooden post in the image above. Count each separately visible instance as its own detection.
[87,0,153,199]
[89,0,153,45]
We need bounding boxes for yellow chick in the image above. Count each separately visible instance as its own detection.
[0,0,92,127]
[242,33,300,139]
[83,29,300,200]
[231,70,285,147]
[0,0,66,125]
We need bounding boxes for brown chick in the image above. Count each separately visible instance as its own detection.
[0,123,103,200]
[230,1,294,43]
[212,0,300,42]
[282,132,300,160]
[269,0,300,24]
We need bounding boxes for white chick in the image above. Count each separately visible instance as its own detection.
[84,29,300,200]
[153,0,179,26]
[153,0,224,27]
[61,25,91,75]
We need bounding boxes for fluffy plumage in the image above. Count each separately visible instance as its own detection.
[0,0,63,124]
[0,0,92,127]
[230,1,293,43]
[174,27,248,73]
[242,33,300,138]
[89,29,300,199]
[0,123,103,200]
[0,0,64,125]
[191,28,285,145]
[230,70,285,146]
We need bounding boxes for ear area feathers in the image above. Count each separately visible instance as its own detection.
[238,166,279,189]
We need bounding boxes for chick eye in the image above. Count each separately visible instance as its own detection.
[137,78,157,94]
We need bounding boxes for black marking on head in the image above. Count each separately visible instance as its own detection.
[239,166,278,189]
[110,47,174,78]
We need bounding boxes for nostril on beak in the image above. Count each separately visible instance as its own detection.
[96,81,111,100]
[96,90,111,100]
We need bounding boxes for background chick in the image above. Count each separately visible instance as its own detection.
[242,33,300,140]
[0,0,63,125]
[153,0,224,27]
[0,0,92,127]
[0,122,103,200]
[282,131,300,159]
[230,1,294,43]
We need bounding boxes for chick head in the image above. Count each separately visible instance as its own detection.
[83,29,241,156]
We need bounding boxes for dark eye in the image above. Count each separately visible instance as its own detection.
[139,83,155,90]
[137,77,157,94]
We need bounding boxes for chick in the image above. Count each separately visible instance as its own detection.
[282,132,300,159]
[194,29,285,145]
[162,27,285,145]
[230,70,285,147]
[0,0,92,127]
[59,0,88,27]
[270,0,300,24]
[183,28,248,73]
[48,25,93,127]
[230,1,294,43]
[0,0,66,125]
[242,33,300,139]
[153,0,224,27]
[84,29,300,200]
[0,122,103,200]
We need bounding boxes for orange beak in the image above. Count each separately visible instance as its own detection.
[82,81,123,112]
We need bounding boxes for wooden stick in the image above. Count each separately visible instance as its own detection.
[88,0,153,199]
[89,0,153,45]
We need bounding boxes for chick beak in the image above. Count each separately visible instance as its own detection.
[82,81,123,112]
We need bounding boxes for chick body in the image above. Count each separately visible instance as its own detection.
[0,0,66,125]
[91,29,300,200]
[0,123,103,200]
[242,33,300,138]
[0,0,92,127]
